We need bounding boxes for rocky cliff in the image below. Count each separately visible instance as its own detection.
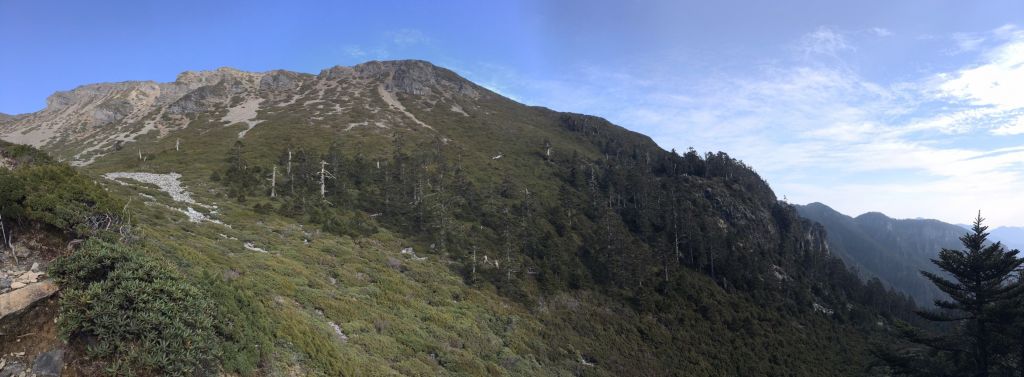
[0,60,489,165]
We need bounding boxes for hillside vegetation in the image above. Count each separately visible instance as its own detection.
[1,61,929,376]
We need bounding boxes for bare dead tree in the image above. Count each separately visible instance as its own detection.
[270,165,277,198]
[175,138,180,152]
[287,149,293,178]
[0,213,15,264]
[471,245,478,280]
[0,213,9,249]
[318,160,335,198]
[503,207,515,282]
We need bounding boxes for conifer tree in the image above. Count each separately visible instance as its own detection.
[886,213,1024,376]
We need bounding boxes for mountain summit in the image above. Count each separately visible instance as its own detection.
[0,60,487,165]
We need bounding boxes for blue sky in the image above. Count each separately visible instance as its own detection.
[2,0,1024,225]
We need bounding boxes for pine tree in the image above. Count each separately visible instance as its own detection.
[1006,282,1024,377]
[886,213,1024,376]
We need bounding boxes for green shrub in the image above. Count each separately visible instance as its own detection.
[0,139,53,165]
[201,274,273,375]
[0,169,26,220]
[49,240,222,376]
[14,164,121,235]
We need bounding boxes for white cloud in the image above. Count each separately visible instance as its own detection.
[952,33,987,53]
[992,116,1024,135]
[798,26,854,57]
[927,26,1024,137]
[937,38,1024,110]
[872,27,893,37]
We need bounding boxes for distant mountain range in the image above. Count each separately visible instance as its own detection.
[796,202,1022,307]
[981,226,1023,251]
[795,203,963,306]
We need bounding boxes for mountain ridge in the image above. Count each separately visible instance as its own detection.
[0,59,919,375]
[0,60,490,165]
[796,202,976,306]
[990,226,1024,251]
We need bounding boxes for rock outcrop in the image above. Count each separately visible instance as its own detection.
[0,60,487,165]
[0,280,58,320]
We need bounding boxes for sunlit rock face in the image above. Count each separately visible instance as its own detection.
[0,60,488,165]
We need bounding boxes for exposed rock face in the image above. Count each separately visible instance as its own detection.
[0,281,58,320]
[0,60,488,165]
[259,70,305,91]
[352,60,481,98]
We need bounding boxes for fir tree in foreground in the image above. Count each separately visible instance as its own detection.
[881,213,1024,376]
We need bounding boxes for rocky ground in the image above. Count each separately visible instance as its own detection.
[0,296,64,377]
[0,239,66,377]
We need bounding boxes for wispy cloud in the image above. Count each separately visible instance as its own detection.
[936,28,1024,111]
[387,28,430,46]
[344,46,368,57]
[920,25,1024,138]
[992,116,1024,135]
[342,45,390,59]
[951,32,987,53]
[342,29,431,61]
[797,26,854,58]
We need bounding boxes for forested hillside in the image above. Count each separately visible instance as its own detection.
[0,60,933,376]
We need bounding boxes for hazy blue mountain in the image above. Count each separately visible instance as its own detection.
[954,224,1023,251]
[795,202,967,306]
[990,226,1024,251]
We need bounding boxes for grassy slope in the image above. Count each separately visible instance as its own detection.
[98,178,878,376]
[66,80,894,376]
[102,171,560,376]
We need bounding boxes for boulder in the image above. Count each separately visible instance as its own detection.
[31,349,64,377]
[0,360,25,377]
[0,280,59,320]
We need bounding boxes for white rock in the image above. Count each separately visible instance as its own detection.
[103,172,196,203]
[243,242,268,253]
[329,322,348,343]
[16,271,42,284]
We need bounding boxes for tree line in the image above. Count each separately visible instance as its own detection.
[214,122,921,329]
